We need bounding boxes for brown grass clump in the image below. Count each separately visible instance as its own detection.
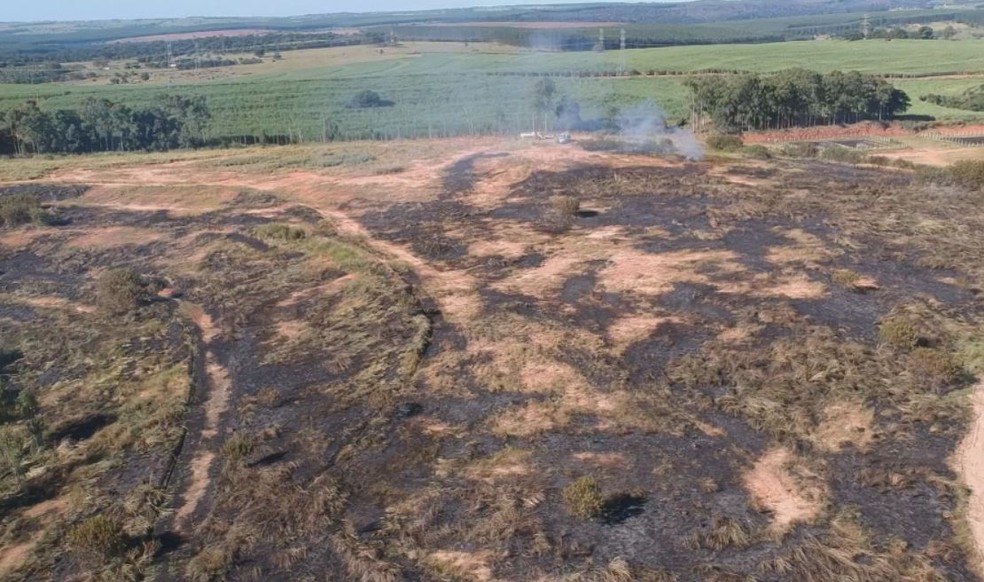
[878,317,921,349]
[687,516,756,551]
[549,195,580,217]
[563,476,605,520]
[186,546,233,582]
[96,267,146,314]
[831,269,861,288]
[219,432,254,465]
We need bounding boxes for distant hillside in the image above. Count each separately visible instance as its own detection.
[0,0,977,61]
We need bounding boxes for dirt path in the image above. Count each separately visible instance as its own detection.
[956,382,984,572]
[172,307,231,533]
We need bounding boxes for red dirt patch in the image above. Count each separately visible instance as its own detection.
[744,447,824,533]
[955,382,984,572]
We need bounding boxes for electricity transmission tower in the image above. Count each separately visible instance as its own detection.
[862,14,870,39]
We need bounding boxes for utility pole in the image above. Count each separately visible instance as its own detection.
[619,28,626,76]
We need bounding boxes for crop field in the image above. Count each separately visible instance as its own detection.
[2,39,984,143]
[2,135,984,580]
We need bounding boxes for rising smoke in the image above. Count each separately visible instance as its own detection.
[613,101,704,161]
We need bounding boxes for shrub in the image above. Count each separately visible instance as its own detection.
[255,223,306,241]
[908,347,962,386]
[878,317,920,349]
[819,147,866,164]
[949,160,984,191]
[831,269,861,288]
[549,195,580,217]
[347,90,393,109]
[96,267,146,314]
[220,432,253,464]
[186,547,233,582]
[67,515,127,563]
[744,145,772,160]
[563,476,604,520]
[0,194,54,228]
[781,142,819,158]
[706,134,744,152]
[0,426,27,480]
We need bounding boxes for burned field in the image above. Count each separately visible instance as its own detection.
[1,141,984,581]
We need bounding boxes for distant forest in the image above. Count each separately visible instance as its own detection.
[0,96,209,155]
[686,70,911,132]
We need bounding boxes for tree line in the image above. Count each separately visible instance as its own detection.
[684,69,910,133]
[0,95,210,155]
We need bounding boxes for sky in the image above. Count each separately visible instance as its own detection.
[6,0,672,23]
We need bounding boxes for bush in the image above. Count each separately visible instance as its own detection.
[186,547,233,582]
[831,269,861,288]
[347,90,393,109]
[819,147,866,164]
[0,194,55,228]
[220,432,253,464]
[781,142,819,158]
[0,426,27,480]
[744,145,772,160]
[563,476,604,520]
[549,195,580,217]
[255,223,306,241]
[949,160,984,191]
[67,515,127,563]
[96,267,146,314]
[705,134,744,152]
[878,317,920,349]
[908,347,962,386]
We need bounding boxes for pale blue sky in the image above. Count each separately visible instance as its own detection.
[6,0,659,22]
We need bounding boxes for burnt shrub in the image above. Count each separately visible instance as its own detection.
[96,267,146,314]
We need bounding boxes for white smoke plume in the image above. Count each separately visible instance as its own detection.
[614,101,704,161]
